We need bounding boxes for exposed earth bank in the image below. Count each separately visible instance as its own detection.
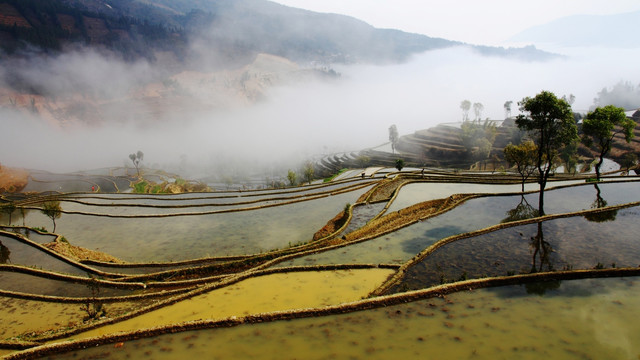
[0,166,28,193]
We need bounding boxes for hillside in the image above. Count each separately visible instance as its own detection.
[312,116,640,175]
[510,10,640,48]
[0,52,326,125]
[0,0,557,65]
[392,118,640,170]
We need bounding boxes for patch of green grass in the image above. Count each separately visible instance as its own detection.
[324,168,348,182]
[133,181,149,193]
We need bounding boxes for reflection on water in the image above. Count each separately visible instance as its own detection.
[0,234,89,276]
[501,196,539,223]
[0,240,10,263]
[385,180,583,214]
[0,271,145,298]
[391,206,640,292]
[584,183,618,223]
[44,277,640,360]
[278,182,640,269]
[530,222,553,273]
[20,188,372,262]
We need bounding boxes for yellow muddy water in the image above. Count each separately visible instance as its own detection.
[0,297,142,342]
[64,269,393,340]
[45,277,640,360]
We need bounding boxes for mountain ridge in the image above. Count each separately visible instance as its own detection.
[510,10,640,48]
[0,0,557,66]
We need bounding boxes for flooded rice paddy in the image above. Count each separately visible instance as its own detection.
[44,277,640,360]
[1,171,639,359]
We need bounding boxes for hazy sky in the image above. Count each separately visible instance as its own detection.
[271,0,640,46]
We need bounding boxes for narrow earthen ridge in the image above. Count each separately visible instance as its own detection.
[0,286,193,304]
[38,180,372,209]
[16,182,373,218]
[0,265,146,289]
[370,201,640,296]
[0,230,113,277]
[5,268,640,359]
[22,264,397,343]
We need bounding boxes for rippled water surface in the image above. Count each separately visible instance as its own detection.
[44,277,640,360]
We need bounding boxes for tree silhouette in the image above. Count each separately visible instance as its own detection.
[1,202,16,225]
[388,124,399,154]
[460,100,471,121]
[504,141,538,192]
[0,241,10,264]
[516,91,578,215]
[583,183,617,223]
[530,222,553,273]
[129,150,144,177]
[582,105,635,181]
[501,196,539,223]
[41,200,62,233]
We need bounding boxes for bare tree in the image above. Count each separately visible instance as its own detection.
[388,124,399,153]
[129,150,144,177]
[460,100,471,121]
[504,100,513,119]
[473,102,484,122]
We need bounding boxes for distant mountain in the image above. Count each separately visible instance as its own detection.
[510,10,640,48]
[0,0,557,65]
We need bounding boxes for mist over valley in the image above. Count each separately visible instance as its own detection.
[1,0,639,179]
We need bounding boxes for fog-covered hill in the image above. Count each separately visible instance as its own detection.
[510,10,640,48]
[0,0,556,66]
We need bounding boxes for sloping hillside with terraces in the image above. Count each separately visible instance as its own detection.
[315,114,640,177]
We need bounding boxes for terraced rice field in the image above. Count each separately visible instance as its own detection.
[1,168,639,359]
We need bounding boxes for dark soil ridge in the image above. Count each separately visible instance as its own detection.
[4,267,640,359]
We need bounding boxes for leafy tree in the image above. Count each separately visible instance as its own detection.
[474,138,492,161]
[1,202,16,225]
[562,94,576,105]
[395,159,405,171]
[460,120,497,160]
[128,150,144,177]
[287,169,297,186]
[516,91,578,215]
[504,100,513,118]
[620,152,638,173]
[388,124,399,154]
[559,137,579,175]
[581,105,636,181]
[503,140,537,192]
[303,162,314,184]
[473,102,484,122]
[41,200,62,233]
[460,100,471,121]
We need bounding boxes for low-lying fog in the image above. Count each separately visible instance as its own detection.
[2,45,640,177]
